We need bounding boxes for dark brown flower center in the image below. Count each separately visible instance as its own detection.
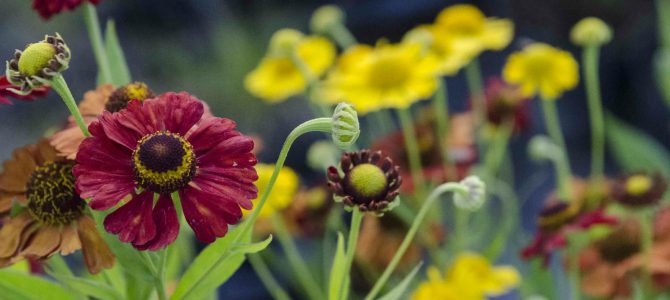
[105,82,155,112]
[132,131,196,194]
[26,161,85,225]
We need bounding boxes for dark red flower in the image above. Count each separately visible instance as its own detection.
[483,77,531,132]
[0,76,49,105]
[74,92,258,250]
[32,0,102,20]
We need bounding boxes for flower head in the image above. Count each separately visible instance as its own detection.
[453,176,486,211]
[503,43,579,99]
[327,150,401,215]
[404,25,475,76]
[246,164,299,219]
[105,82,155,113]
[310,5,345,35]
[0,75,49,105]
[33,0,102,20]
[331,102,360,149]
[611,173,667,208]
[320,42,438,114]
[0,139,114,274]
[74,92,258,249]
[571,17,612,47]
[245,32,336,103]
[6,34,71,94]
[483,77,531,132]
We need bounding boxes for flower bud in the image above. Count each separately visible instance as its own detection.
[570,17,612,47]
[331,102,360,149]
[310,5,345,35]
[528,135,560,162]
[268,29,304,58]
[454,176,486,211]
[6,33,70,94]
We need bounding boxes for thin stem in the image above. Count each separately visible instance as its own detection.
[82,3,112,84]
[567,234,587,300]
[454,207,470,253]
[482,120,514,177]
[340,208,364,300]
[433,80,455,180]
[583,46,605,185]
[248,253,292,300]
[364,182,468,300]
[328,23,357,49]
[141,251,167,300]
[49,75,90,137]
[658,0,670,48]
[270,213,325,300]
[540,99,572,199]
[639,209,654,290]
[396,108,425,192]
[465,59,485,133]
[47,255,74,277]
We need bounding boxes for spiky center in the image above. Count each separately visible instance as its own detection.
[26,161,84,225]
[132,131,196,194]
[347,163,387,199]
[18,42,56,77]
[625,175,652,196]
[105,82,154,112]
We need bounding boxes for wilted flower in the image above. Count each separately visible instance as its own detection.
[571,17,612,47]
[0,139,114,274]
[412,252,520,300]
[6,34,71,94]
[246,164,299,219]
[327,150,401,215]
[0,75,49,105]
[74,92,258,249]
[32,0,102,20]
[483,77,531,132]
[503,43,579,99]
[611,173,667,208]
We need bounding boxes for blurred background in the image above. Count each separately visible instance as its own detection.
[0,0,667,298]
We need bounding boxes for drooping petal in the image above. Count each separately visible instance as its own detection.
[18,225,62,258]
[136,194,179,251]
[59,224,82,255]
[0,147,37,193]
[103,192,157,247]
[0,213,35,258]
[180,186,245,243]
[78,215,115,274]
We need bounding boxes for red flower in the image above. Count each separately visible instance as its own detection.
[0,76,49,105]
[483,77,531,132]
[32,0,102,20]
[74,92,258,250]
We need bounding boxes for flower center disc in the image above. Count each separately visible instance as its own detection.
[346,163,387,200]
[369,56,410,89]
[26,161,85,225]
[625,175,652,196]
[133,131,196,194]
[18,42,56,77]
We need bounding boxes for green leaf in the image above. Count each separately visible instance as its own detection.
[0,270,74,300]
[377,262,423,300]
[49,273,124,300]
[170,230,272,300]
[605,113,670,177]
[328,232,346,300]
[105,19,131,86]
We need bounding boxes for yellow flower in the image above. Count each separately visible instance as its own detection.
[320,42,438,115]
[403,26,475,76]
[433,4,514,56]
[411,252,521,300]
[245,35,336,103]
[503,43,579,99]
[245,164,299,218]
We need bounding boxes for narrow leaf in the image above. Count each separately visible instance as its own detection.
[377,262,423,300]
[0,270,74,300]
[328,232,346,300]
[105,19,131,85]
[50,273,124,300]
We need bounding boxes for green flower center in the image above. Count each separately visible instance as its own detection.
[18,42,56,77]
[132,131,196,194]
[625,175,652,196]
[347,163,387,198]
[26,161,85,225]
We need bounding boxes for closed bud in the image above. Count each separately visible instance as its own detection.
[331,102,360,149]
[454,176,486,211]
[571,17,612,46]
[268,29,304,58]
[310,5,345,34]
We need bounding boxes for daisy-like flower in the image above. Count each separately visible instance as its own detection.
[403,26,475,76]
[0,139,114,274]
[6,34,70,94]
[245,164,299,219]
[0,75,49,105]
[51,82,156,159]
[245,30,336,103]
[503,43,579,99]
[320,42,438,115]
[73,92,258,249]
[412,252,520,300]
[611,173,667,208]
[327,150,401,215]
[32,0,102,20]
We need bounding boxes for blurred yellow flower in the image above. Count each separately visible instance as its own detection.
[245,164,299,219]
[412,252,520,300]
[320,42,438,114]
[433,4,514,56]
[403,26,475,76]
[245,35,336,103]
[503,43,579,99]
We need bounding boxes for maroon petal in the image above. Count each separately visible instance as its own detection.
[97,111,145,150]
[103,192,157,247]
[191,171,258,209]
[186,117,238,154]
[143,92,204,136]
[180,186,243,243]
[136,194,179,251]
[196,135,256,167]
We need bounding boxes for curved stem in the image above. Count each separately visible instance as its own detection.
[364,182,468,300]
[339,208,363,300]
[583,46,605,185]
[83,3,112,84]
[248,253,292,300]
[540,99,572,199]
[270,213,325,300]
[396,108,425,192]
[49,75,90,137]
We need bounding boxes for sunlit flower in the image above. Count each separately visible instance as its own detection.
[32,0,102,20]
[0,75,49,105]
[483,77,531,132]
[6,34,70,94]
[503,43,579,99]
[245,33,336,103]
[611,172,667,208]
[0,139,114,274]
[412,252,520,300]
[74,92,258,249]
[327,150,401,215]
[245,164,299,219]
[320,42,438,114]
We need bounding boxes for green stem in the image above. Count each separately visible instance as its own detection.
[270,213,325,300]
[328,23,357,49]
[583,46,605,185]
[454,207,470,253]
[483,120,513,178]
[248,253,292,300]
[364,182,468,300]
[465,59,485,132]
[639,209,654,290]
[141,251,167,300]
[340,208,364,300]
[540,99,572,199]
[47,255,74,277]
[49,75,90,137]
[658,0,670,48]
[567,234,587,300]
[396,108,425,192]
[82,3,112,84]
[433,80,454,180]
